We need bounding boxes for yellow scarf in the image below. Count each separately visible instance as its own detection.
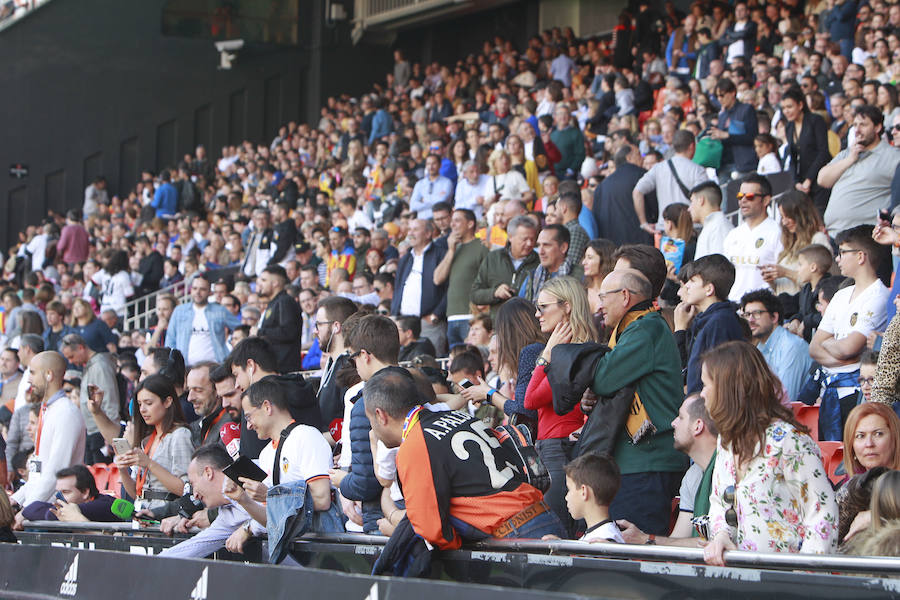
[609,306,658,444]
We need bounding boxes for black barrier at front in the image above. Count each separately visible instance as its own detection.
[17,531,900,599]
[0,544,592,600]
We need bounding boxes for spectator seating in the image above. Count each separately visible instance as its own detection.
[816,441,845,486]
[791,402,820,443]
[89,463,121,498]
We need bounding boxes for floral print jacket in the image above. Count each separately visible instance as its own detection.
[709,420,838,554]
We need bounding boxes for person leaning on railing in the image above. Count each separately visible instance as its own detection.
[702,341,838,566]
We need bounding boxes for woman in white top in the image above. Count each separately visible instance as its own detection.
[759,190,831,295]
[487,149,531,206]
[99,250,134,321]
[454,160,491,221]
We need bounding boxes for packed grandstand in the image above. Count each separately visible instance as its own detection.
[2,0,900,596]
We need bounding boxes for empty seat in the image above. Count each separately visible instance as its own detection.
[817,441,845,486]
[791,402,819,442]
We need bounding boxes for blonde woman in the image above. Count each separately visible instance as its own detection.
[488,148,531,206]
[507,134,542,201]
[524,276,598,533]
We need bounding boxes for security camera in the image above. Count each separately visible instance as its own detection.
[215,39,244,52]
[215,39,244,70]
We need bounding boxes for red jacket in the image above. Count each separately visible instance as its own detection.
[524,364,585,440]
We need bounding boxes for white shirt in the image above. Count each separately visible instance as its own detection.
[633,155,709,227]
[13,366,29,411]
[187,305,216,366]
[99,271,134,318]
[399,245,428,316]
[818,280,889,373]
[695,211,734,259]
[454,175,492,221]
[491,171,530,202]
[723,217,783,302]
[337,383,365,470]
[347,210,374,234]
[258,423,332,487]
[756,152,783,175]
[579,520,625,543]
[26,234,48,273]
[726,21,747,63]
[12,391,86,507]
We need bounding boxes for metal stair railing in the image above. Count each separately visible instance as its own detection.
[124,279,190,332]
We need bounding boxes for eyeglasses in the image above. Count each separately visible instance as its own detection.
[535,301,563,315]
[722,485,738,528]
[597,288,627,302]
[858,376,875,386]
[741,309,770,319]
[348,349,366,365]
[315,320,335,329]
[892,124,900,131]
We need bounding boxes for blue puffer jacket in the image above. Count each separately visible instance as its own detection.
[338,391,384,533]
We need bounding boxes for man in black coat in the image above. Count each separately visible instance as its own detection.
[135,235,164,296]
[267,200,298,267]
[256,265,303,373]
[593,146,654,247]
[390,219,449,355]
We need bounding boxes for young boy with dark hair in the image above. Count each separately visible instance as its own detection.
[563,453,624,543]
[785,244,832,342]
[674,254,746,394]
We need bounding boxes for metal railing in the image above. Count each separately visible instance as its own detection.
[354,0,457,28]
[23,522,900,577]
[124,278,190,333]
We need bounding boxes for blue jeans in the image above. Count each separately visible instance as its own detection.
[446,319,470,349]
[609,471,682,536]
[493,506,565,540]
[449,502,565,541]
[535,438,575,536]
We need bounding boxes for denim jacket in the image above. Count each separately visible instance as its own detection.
[164,302,241,363]
[267,479,344,564]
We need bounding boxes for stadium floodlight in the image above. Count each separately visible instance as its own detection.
[214,39,244,70]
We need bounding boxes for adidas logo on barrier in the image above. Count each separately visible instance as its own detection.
[60,554,79,596]
[364,582,379,600]
[190,567,208,600]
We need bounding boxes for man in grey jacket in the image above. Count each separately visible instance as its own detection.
[60,333,119,465]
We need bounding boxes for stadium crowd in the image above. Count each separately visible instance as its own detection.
[2,0,900,570]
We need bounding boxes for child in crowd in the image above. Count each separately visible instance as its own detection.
[754,133,782,175]
[785,243,832,342]
[674,254,745,394]
[563,453,624,543]
[858,350,878,403]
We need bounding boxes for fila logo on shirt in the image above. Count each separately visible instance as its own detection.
[60,554,79,597]
[189,567,208,600]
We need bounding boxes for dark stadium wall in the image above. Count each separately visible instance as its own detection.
[0,0,306,252]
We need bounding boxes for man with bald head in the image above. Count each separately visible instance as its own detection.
[587,268,687,536]
[10,352,86,519]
